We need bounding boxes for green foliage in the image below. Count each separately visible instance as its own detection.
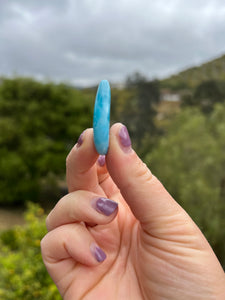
[145,104,225,268]
[116,72,160,153]
[0,78,92,205]
[0,203,61,299]
[182,80,225,114]
[161,53,225,90]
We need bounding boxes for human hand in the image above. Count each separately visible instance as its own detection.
[41,123,225,299]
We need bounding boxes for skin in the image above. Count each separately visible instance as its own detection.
[41,123,225,300]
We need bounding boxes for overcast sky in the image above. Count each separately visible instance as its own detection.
[1,0,225,86]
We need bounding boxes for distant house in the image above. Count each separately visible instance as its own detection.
[160,89,180,102]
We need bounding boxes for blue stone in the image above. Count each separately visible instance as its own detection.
[93,80,111,155]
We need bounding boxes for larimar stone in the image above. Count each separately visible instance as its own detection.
[93,80,111,155]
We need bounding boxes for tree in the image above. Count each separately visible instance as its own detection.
[120,72,160,152]
[182,80,225,114]
[145,105,225,268]
[0,78,92,205]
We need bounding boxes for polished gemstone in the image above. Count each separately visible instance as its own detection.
[93,80,111,154]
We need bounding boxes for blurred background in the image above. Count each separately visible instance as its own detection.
[0,0,225,298]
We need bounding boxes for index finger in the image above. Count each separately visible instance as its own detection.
[66,128,103,194]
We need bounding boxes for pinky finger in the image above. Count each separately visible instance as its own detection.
[41,223,106,285]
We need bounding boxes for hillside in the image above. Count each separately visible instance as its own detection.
[161,54,225,90]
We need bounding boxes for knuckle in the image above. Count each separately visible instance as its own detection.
[45,215,51,231]
[40,234,48,253]
[134,159,153,183]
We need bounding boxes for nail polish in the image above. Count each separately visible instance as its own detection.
[119,125,132,152]
[90,244,106,262]
[92,197,118,216]
[77,131,84,147]
[97,155,106,167]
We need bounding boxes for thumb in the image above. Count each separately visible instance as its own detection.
[106,123,192,235]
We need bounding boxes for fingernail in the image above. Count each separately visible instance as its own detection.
[92,197,118,216]
[97,155,105,167]
[76,131,84,147]
[90,244,106,262]
[119,125,132,153]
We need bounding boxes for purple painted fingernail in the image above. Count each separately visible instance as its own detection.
[90,244,106,262]
[77,131,84,147]
[92,197,118,216]
[119,125,132,152]
[97,155,105,167]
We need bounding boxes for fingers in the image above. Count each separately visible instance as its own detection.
[66,128,101,194]
[96,155,121,199]
[41,223,107,284]
[106,123,191,233]
[96,155,108,182]
[66,129,120,198]
[46,191,118,231]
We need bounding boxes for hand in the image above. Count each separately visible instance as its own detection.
[41,123,225,300]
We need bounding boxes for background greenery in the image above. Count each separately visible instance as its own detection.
[0,203,61,299]
[0,78,93,206]
[0,55,225,298]
[161,53,225,90]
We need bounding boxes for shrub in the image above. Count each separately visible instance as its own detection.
[0,203,61,299]
[145,104,225,268]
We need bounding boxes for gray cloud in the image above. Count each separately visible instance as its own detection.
[1,0,225,86]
